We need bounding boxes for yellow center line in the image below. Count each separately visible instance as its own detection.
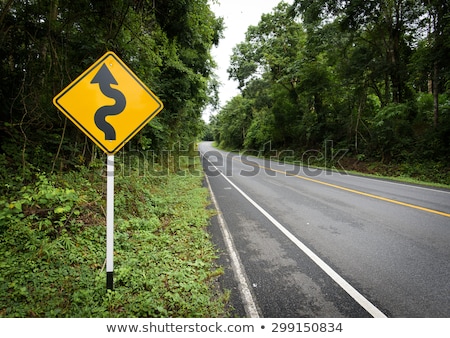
[235,157,450,218]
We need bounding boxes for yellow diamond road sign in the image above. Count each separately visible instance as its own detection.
[53,51,164,154]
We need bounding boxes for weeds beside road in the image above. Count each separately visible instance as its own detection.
[0,156,228,317]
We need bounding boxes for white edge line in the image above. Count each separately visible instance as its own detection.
[203,164,260,318]
[204,153,388,318]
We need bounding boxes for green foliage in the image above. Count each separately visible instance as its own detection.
[0,157,228,317]
[244,108,276,149]
[216,95,253,150]
[0,0,223,173]
[213,0,450,184]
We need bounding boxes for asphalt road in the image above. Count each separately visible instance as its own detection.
[199,142,450,318]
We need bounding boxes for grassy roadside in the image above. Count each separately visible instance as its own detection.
[0,156,229,317]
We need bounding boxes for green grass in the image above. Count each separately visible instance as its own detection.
[0,156,229,317]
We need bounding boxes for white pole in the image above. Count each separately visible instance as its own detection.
[106,154,114,290]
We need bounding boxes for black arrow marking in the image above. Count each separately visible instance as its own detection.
[91,63,126,140]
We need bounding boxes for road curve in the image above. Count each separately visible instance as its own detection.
[200,142,450,318]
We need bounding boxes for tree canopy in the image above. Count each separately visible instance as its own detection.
[0,0,223,177]
[213,0,450,176]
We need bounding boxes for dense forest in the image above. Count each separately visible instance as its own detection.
[210,0,450,184]
[0,0,222,180]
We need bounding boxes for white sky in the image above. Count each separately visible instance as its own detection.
[203,0,292,122]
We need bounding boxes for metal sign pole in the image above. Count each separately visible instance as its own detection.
[106,154,114,290]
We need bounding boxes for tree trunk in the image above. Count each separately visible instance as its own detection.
[433,60,439,128]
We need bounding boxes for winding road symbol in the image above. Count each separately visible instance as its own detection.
[91,63,126,140]
[53,51,163,154]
